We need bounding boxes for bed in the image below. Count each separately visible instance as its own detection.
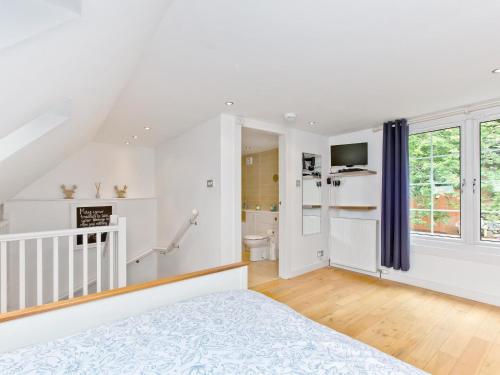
[0,289,424,374]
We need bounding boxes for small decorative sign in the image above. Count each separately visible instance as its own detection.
[73,205,113,246]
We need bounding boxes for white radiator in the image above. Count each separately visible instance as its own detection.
[330,218,378,274]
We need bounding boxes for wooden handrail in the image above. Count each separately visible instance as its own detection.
[0,261,249,323]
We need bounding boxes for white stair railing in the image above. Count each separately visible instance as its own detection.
[130,209,199,265]
[0,216,126,314]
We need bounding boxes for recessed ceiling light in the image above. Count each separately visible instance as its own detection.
[133,135,138,139]
[125,141,130,145]
[308,121,317,126]
[225,101,234,106]
[492,68,500,74]
[144,126,151,131]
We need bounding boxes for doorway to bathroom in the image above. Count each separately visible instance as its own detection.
[241,128,280,287]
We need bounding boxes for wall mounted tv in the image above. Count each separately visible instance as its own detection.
[330,142,368,167]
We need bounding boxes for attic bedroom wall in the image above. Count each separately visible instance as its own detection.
[13,142,155,200]
[0,0,173,204]
[3,142,157,305]
[155,115,227,278]
[329,126,500,306]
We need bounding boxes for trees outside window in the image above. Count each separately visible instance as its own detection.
[480,120,500,242]
[410,119,499,244]
[409,127,461,237]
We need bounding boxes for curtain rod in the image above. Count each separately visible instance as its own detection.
[372,98,500,132]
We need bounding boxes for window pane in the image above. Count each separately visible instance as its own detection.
[409,132,431,158]
[410,158,430,184]
[433,156,460,185]
[480,120,500,242]
[410,184,432,210]
[433,211,460,236]
[410,210,431,234]
[409,127,461,237]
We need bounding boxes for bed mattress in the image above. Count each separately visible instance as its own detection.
[0,290,425,374]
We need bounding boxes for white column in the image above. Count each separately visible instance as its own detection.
[117,217,127,288]
[83,235,88,296]
[96,234,102,293]
[109,232,114,289]
[52,237,59,302]
[68,236,74,299]
[19,240,25,309]
[36,238,43,306]
[0,241,7,313]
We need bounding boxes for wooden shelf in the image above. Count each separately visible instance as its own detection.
[303,204,322,209]
[330,205,377,211]
[330,170,377,177]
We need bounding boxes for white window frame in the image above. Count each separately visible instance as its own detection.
[409,110,500,258]
[471,111,500,247]
[409,118,466,244]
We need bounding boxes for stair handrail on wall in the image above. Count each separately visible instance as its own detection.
[129,209,199,265]
[0,215,127,314]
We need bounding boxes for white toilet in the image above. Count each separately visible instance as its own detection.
[244,234,269,261]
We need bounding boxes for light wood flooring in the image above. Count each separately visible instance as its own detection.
[243,250,279,287]
[251,267,500,375]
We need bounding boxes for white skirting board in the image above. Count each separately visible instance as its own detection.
[330,218,378,274]
[330,262,381,278]
[382,271,500,307]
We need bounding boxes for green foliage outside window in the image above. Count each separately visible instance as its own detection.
[409,127,461,236]
[409,122,499,241]
[480,120,500,241]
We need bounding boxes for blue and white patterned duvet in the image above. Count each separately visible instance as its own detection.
[0,290,425,374]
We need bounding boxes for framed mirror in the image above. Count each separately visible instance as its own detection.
[302,152,321,235]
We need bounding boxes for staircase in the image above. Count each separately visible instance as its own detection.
[0,216,126,313]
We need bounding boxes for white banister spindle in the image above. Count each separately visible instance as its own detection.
[109,232,114,290]
[96,234,102,293]
[19,240,25,309]
[0,216,126,312]
[36,238,43,306]
[52,237,59,302]
[83,235,88,296]
[68,236,74,299]
[1,241,7,313]
[117,217,127,288]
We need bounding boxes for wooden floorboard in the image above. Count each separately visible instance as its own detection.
[250,267,500,375]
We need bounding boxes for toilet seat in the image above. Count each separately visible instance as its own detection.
[243,234,269,261]
[244,234,267,240]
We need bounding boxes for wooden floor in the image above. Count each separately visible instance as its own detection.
[251,267,500,375]
[243,250,279,288]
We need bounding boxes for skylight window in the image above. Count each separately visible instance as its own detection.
[0,100,70,162]
[0,0,81,50]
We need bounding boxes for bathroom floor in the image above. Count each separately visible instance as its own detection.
[243,250,279,287]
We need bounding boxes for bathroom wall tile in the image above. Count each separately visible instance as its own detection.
[242,148,279,210]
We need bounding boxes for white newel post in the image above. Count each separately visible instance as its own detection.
[117,217,127,288]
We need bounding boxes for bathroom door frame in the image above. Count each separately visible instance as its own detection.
[235,117,290,280]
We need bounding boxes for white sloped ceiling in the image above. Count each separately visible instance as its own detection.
[98,0,500,146]
[0,0,173,203]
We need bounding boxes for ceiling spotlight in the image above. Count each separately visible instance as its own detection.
[133,135,138,139]
[308,121,317,126]
[225,101,234,106]
[493,68,500,74]
[144,126,151,131]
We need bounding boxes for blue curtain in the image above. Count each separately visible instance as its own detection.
[381,119,410,271]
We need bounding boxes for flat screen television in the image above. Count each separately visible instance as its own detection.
[330,142,368,167]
